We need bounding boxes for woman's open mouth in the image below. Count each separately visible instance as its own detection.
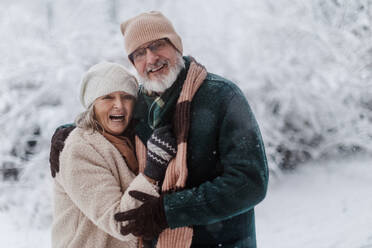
[109,115,125,122]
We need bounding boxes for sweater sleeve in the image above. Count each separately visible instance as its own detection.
[163,88,269,228]
[57,140,159,241]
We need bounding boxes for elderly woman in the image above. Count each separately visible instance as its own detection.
[52,62,176,248]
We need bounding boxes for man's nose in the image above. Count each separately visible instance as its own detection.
[145,48,159,65]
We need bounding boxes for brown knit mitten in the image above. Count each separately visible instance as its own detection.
[49,125,75,177]
[114,191,168,240]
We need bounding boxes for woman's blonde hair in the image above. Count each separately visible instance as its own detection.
[74,104,103,133]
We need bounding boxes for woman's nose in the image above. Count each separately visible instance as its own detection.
[113,97,124,109]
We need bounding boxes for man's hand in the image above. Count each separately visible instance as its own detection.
[114,191,168,240]
[49,126,75,177]
[144,125,177,181]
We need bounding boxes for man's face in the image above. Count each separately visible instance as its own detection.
[131,39,180,83]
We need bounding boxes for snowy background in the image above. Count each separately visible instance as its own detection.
[0,0,371,247]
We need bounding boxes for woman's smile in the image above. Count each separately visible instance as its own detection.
[94,91,135,135]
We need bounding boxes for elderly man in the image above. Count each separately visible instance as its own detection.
[50,11,268,248]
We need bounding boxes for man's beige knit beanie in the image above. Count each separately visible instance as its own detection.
[80,62,138,109]
[120,11,183,57]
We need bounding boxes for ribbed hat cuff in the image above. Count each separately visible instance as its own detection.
[82,77,137,108]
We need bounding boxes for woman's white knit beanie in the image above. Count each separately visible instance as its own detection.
[80,62,139,109]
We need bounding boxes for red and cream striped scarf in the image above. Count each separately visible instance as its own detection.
[135,58,207,248]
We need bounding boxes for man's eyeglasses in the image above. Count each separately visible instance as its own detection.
[129,38,170,63]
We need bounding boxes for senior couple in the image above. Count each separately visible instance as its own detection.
[50,11,268,248]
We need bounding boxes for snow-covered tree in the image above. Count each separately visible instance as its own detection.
[0,0,371,230]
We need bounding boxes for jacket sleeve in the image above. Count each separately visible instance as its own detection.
[57,141,159,241]
[163,88,269,228]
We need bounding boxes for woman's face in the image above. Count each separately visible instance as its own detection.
[94,91,135,135]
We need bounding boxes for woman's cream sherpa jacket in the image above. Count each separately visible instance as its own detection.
[52,128,159,248]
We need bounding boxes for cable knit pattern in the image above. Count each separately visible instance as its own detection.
[52,128,159,248]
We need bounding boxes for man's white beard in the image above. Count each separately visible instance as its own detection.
[140,54,185,93]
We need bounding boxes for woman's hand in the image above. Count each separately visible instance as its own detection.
[114,191,168,240]
[144,125,177,182]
